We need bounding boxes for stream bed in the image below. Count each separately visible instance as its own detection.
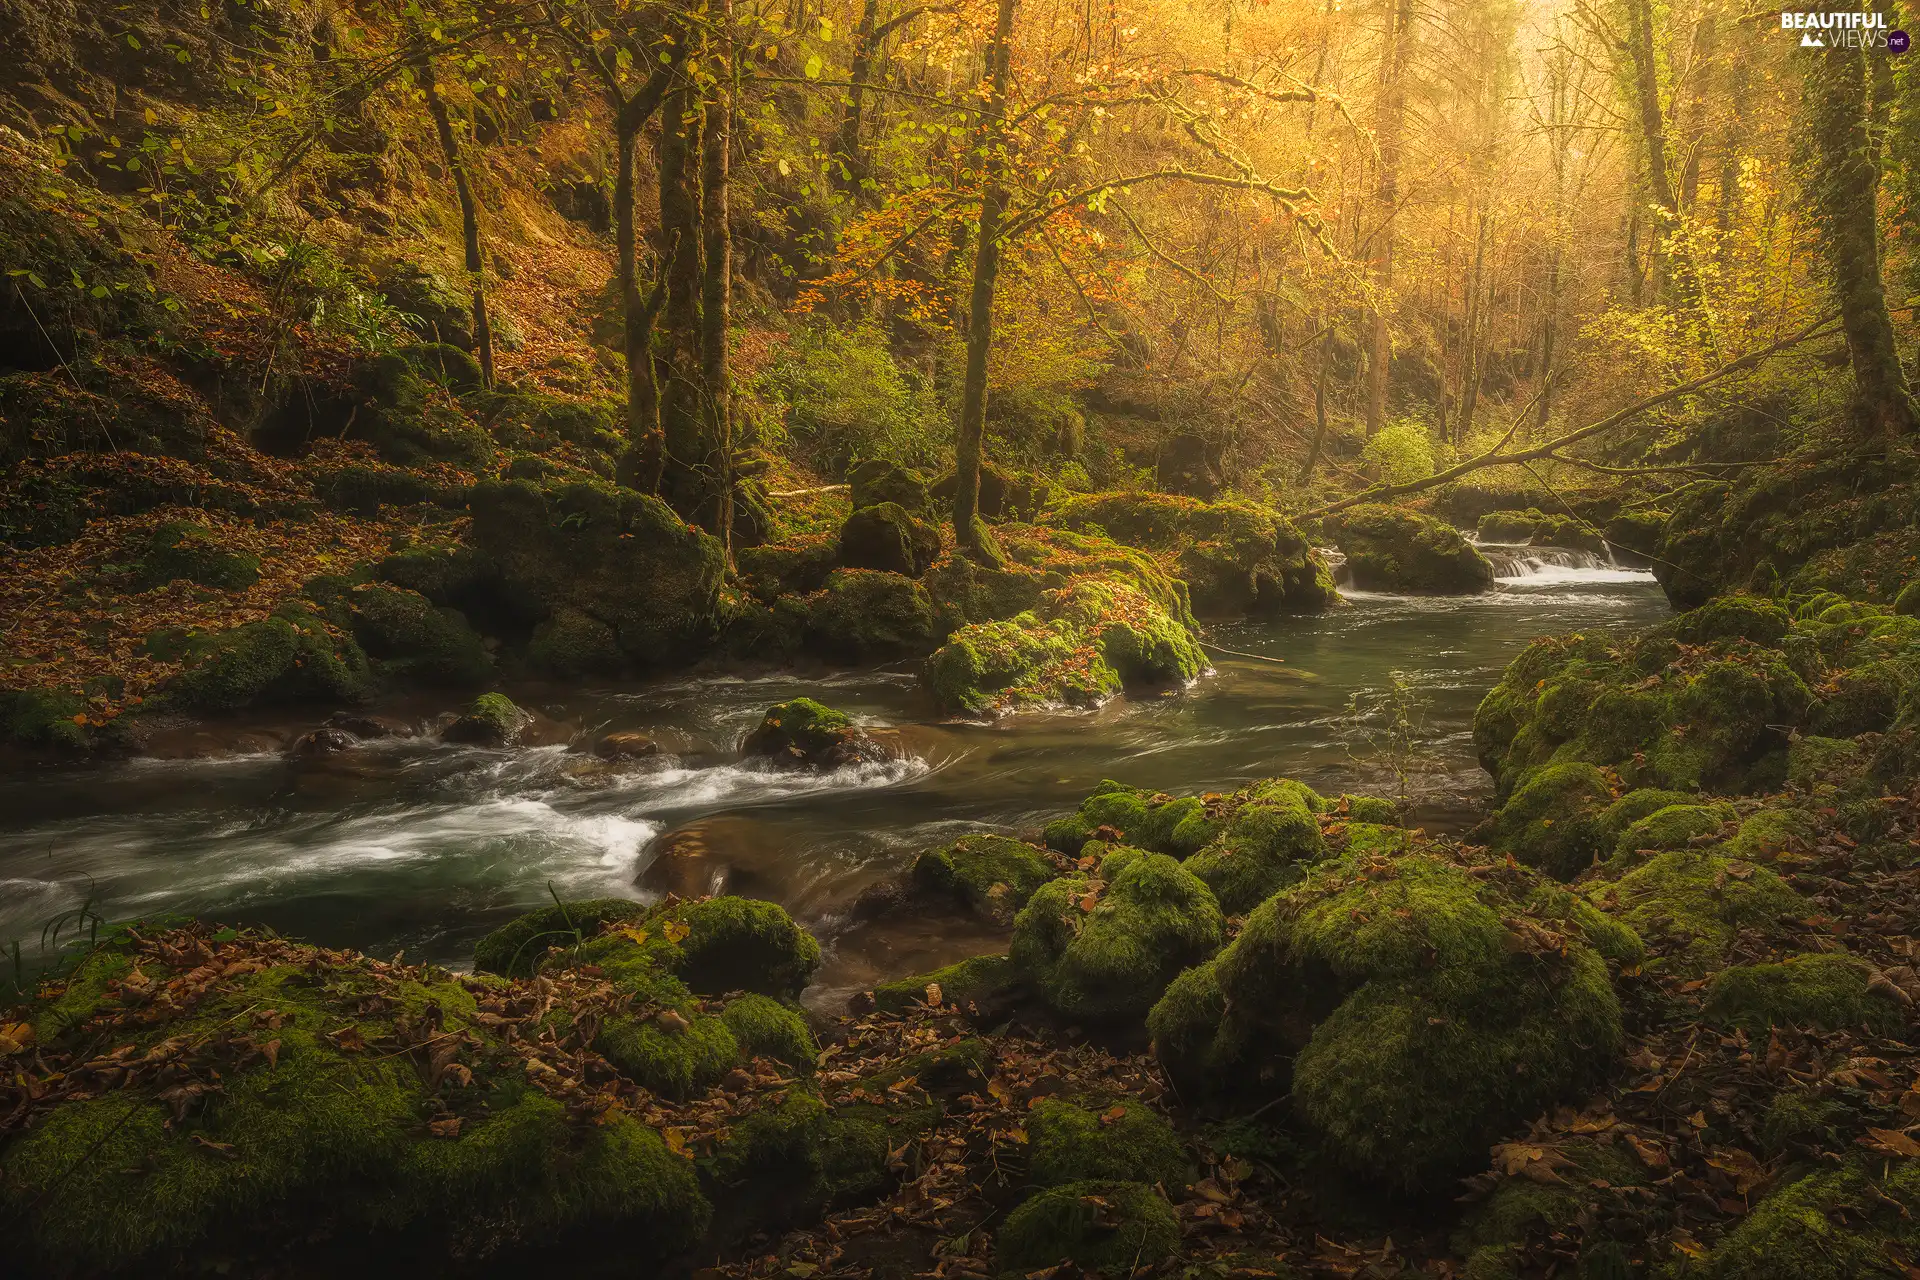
[0,552,1669,1008]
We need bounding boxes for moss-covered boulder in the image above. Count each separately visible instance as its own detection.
[0,924,711,1276]
[472,897,649,976]
[1323,504,1495,594]
[441,692,530,745]
[1184,779,1331,914]
[1047,492,1338,616]
[1148,852,1634,1188]
[848,459,933,515]
[469,477,724,668]
[741,698,880,769]
[525,606,625,677]
[163,605,371,713]
[802,568,937,662]
[1587,852,1800,975]
[995,1180,1180,1276]
[870,953,1023,1015]
[1692,1162,1920,1280]
[1607,800,1736,862]
[1042,779,1232,858]
[1026,1099,1190,1189]
[347,351,494,469]
[839,502,940,577]
[1481,762,1616,880]
[1703,952,1907,1037]
[1451,1138,1648,1279]
[130,520,261,591]
[736,534,838,604]
[347,584,492,687]
[927,578,1204,715]
[1473,606,1823,797]
[912,834,1062,924]
[1011,847,1225,1021]
[673,896,823,998]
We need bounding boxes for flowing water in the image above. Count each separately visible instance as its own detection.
[0,549,1669,1008]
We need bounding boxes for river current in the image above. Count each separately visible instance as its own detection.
[0,549,1668,1007]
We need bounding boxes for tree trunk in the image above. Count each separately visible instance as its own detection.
[1364,0,1414,437]
[1299,329,1332,483]
[1804,45,1918,436]
[1624,0,1676,299]
[700,3,735,551]
[659,60,707,506]
[1456,210,1489,443]
[833,0,882,195]
[616,121,665,491]
[953,0,1015,562]
[417,48,493,388]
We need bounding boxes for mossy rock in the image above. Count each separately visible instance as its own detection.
[472,897,650,977]
[163,606,371,713]
[708,1089,892,1212]
[1026,1099,1191,1189]
[839,501,940,578]
[130,520,261,591]
[718,994,816,1069]
[441,692,530,746]
[1693,1162,1920,1280]
[1041,780,1231,858]
[1149,852,1632,1189]
[1,688,109,752]
[526,606,624,677]
[1011,848,1225,1022]
[377,544,495,607]
[995,1180,1180,1277]
[0,933,711,1275]
[1332,793,1402,824]
[347,584,492,687]
[346,352,494,469]
[1452,1138,1648,1275]
[1608,801,1736,862]
[1323,504,1495,594]
[1473,612,1818,796]
[1484,762,1616,880]
[736,534,838,605]
[1703,952,1906,1037]
[848,459,933,515]
[674,896,823,999]
[802,568,937,663]
[1185,780,1329,914]
[1595,788,1698,847]
[871,953,1023,1015]
[912,834,1062,924]
[469,478,724,668]
[741,697,878,769]
[1047,491,1338,617]
[1787,736,1869,793]
[1588,852,1800,975]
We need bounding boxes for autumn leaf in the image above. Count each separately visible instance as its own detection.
[427,1117,462,1139]
[1860,1128,1920,1158]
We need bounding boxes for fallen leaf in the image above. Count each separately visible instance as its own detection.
[1861,1128,1920,1158]
[428,1117,461,1138]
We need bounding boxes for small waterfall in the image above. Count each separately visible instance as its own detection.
[1317,546,1351,589]
[1473,541,1655,585]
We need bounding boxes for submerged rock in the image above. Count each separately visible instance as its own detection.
[1322,503,1495,593]
[741,698,881,769]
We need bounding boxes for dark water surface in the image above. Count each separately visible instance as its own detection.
[0,556,1668,1008]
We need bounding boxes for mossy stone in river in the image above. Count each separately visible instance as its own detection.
[1027,1099,1190,1189]
[131,519,261,591]
[441,692,529,745]
[1041,779,1227,858]
[1322,503,1494,594]
[1483,761,1615,880]
[1703,952,1906,1037]
[803,567,937,662]
[871,953,1022,1015]
[913,834,1061,923]
[1011,848,1224,1022]
[526,605,624,677]
[1148,852,1630,1189]
[742,697,877,769]
[996,1180,1179,1276]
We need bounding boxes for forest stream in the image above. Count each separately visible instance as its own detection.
[0,549,1664,1010]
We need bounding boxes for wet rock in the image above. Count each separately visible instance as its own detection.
[741,698,880,769]
[594,731,660,760]
[324,711,415,739]
[1322,503,1494,594]
[287,727,356,757]
[441,692,531,746]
